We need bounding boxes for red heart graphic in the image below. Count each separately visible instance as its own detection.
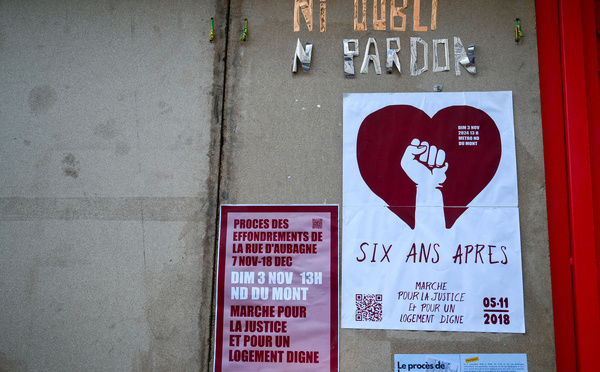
[356,105,501,229]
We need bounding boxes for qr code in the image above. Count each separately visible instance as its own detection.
[355,294,383,322]
[312,218,323,229]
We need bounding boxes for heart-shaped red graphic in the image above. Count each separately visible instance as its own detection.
[356,105,501,229]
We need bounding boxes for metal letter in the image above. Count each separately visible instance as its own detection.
[361,37,382,74]
[454,37,476,75]
[344,39,359,78]
[432,39,449,72]
[410,37,428,76]
[292,38,313,73]
[386,37,401,74]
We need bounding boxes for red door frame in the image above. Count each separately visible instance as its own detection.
[535,0,600,370]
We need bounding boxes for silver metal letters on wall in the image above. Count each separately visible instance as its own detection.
[454,37,476,75]
[344,39,359,78]
[291,37,476,77]
[292,38,313,73]
[386,37,401,75]
[410,37,428,76]
[432,39,450,72]
[360,37,382,75]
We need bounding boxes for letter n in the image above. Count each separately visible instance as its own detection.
[454,37,476,75]
[294,0,313,31]
[292,39,313,73]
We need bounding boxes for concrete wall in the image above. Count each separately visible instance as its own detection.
[0,0,555,371]
[0,0,223,370]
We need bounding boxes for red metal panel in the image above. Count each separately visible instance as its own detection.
[596,1,600,68]
[582,0,600,306]
[537,0,600,368]
[534,0,578,369]
[559,0,600,369]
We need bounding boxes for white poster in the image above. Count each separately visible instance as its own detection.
[394,354,528,372]
[341,92,525,333]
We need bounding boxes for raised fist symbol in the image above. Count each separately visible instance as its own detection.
[401,138,449,188]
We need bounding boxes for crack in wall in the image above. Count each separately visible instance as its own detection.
[203,0,232,370]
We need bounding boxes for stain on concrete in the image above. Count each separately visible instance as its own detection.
[28,85,57,114]
[177,134,193,146]
[0,351,28,372]
[132,350,152,372]
[155,171,174,181]
[178,70,195,87]
[115,141,130,155]
[158,101,173,115]
[0,28,5,52]
[94,118,118,140]
[107,0,117,13]
[61,153,80,179]
[135,212,205,371]
[118,92,133,101]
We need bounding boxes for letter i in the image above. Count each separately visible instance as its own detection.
[320,0,326,32]
[371,243,378,262]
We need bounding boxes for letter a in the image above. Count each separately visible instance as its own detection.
[360,37,382,74]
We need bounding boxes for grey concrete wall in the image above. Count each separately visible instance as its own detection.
[0,0,555,371]
[0,0,224,370]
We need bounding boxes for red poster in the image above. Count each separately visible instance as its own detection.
[214,205,339,372]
